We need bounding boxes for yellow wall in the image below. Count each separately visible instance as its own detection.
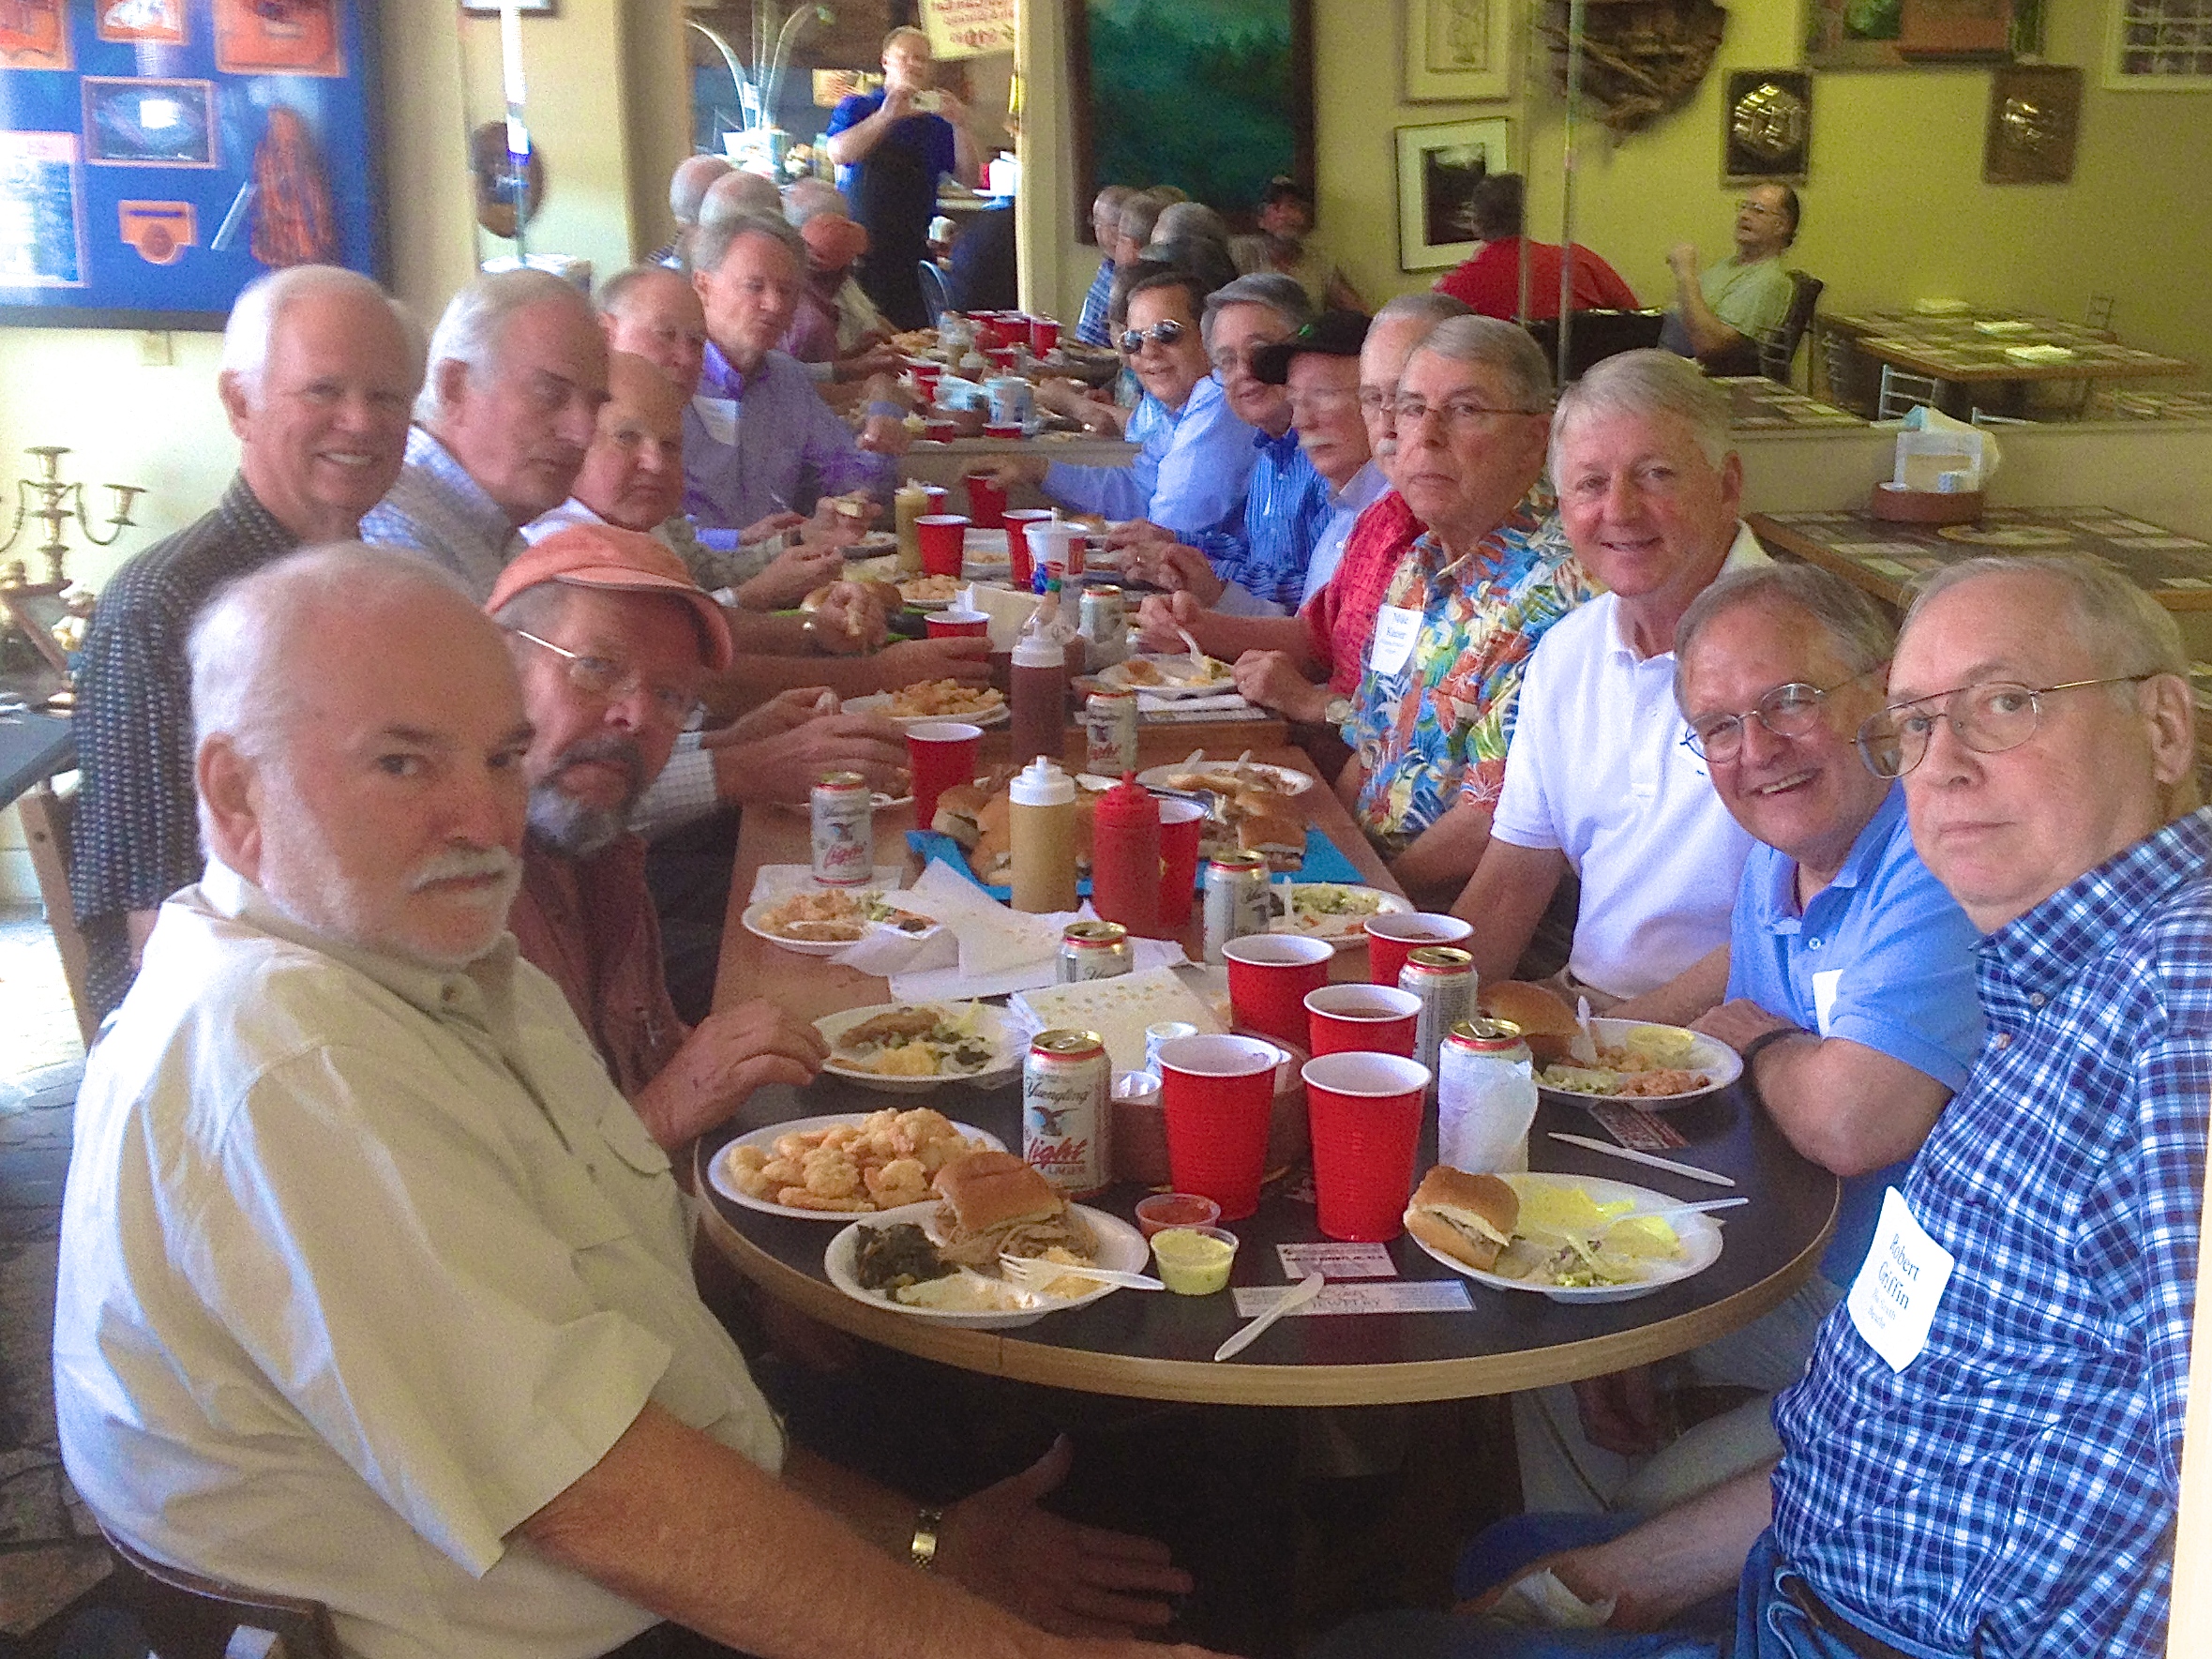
[1028,0,2212,382]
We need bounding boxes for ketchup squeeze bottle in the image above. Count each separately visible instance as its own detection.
[1089,773,1162,938]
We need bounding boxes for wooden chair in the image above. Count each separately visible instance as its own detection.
[97,1520,340,1659]
[1759,271,1825,386]
[15,775,98,1047]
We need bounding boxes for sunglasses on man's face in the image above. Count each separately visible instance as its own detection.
[1120,319,1187,354]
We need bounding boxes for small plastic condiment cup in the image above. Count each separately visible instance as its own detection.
[1151,1226,1239,1295]
[1134,1191,1223,1239]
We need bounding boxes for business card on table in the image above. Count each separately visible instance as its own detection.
[1584,1100,1688,1152]
[1275,1242,1397,1280]
[1232,1282,1471,1318]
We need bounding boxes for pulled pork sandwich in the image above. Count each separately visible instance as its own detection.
[930,1149,1097,1268]
[1404,1165,1519,1272]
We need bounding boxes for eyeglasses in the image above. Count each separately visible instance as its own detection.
[1120,319,1187,354]
[1682,671,1873,762]
[1208,340,1287,375]
[512,630,700,726]
[1853,676,2156,779]
[1392,394,1545,433]
[1737,198,1784,218]
[1358,387,1395,413]
[1286,386,1361,416]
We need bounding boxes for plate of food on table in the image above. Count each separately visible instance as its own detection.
[1480,982,1742,1105]
[711,1109,1003,1218]
[1135,752,1315,798]
[1098,654,1237,698]
[740,888,938,956]
[926,770,1114,886]
[895,573,967,610]
[825,1150,1151,1327]
[1269,882,1410,945]
[845,680,1009,726]
[1405,1166,1725,1305]
[814,1001,1019,1093]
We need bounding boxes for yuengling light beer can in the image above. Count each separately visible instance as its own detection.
[810,772,874,886]
[1023,1029,1111,1196]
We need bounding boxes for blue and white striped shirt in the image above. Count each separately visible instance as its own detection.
[1076,257,1116,346]
[1773,807,2212,1657]
[1193,429,1332,614]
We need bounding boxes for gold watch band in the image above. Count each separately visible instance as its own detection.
[910,1505,945,1571]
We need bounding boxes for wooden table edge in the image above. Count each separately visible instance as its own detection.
[695,1154,1838,1407]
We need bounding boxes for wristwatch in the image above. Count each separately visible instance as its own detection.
[910,1505,945,1571]
[1738,1026,1804,1077]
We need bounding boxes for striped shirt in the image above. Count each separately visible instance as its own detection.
[1076,257,1116,346]
[1193,428,1332,613]
[1773,807,2212,1657]
[360,427,520,603]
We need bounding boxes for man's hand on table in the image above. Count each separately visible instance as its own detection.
[940,1436,1196,1642]
[634,1000,828,1149]
[808,581,893,654]
[708,686,837,747]
[1122,542,1223,607]
[973,453,1051,492]
[1231,650,1330,724]
[1103,519,1173,551]
[712,711,910,801]
[1693,1000,1798,1051]
[1135,591,1207,654]
[876,634,992,688]
[737,542,846,611]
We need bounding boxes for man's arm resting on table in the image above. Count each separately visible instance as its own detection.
[1449,838,1569,985]
[1464,1462,1772,1632]
[1387,801,1495,914]
[519,1405,1045,1659]
[1610,944,1731,1029]
[1694,1003,1952,1178]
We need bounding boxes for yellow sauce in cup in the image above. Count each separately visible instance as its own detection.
[1151,1227,1236,1295]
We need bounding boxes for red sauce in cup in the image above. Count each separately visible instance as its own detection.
[1135,1192,1224,1238]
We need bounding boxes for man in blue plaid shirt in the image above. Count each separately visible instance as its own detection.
[1317,553,2205,1657]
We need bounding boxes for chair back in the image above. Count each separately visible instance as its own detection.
[1877,365,1942,422]
[97,1518,341,1659]
[1521,309,1666,384]
[16,776,98,1046]
[917,259,950,327]
[1760,271,1825,385]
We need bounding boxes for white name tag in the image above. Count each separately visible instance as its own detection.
[692,395,739,447]
[1846,1186,1955,1373]
[1368,605,1421,677]
[1812,969,1843,1038]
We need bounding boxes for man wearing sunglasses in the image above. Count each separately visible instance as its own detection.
[973,269,1257,551]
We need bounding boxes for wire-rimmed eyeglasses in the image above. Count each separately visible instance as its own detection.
[1852,676,2156,779]
[511,630,700,727]
[1680,671,1874,763]
[1119,319,1186,354]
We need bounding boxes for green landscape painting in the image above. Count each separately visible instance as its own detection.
[1076,0,1308,221]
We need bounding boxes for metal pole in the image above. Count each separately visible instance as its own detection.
[1557,0,1587,389]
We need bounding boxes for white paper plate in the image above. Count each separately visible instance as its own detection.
[1269,884,1410,947]
[1097,654,1237,699]
[1533,1018,1742,1108]
[767,791,913,814]
[741,899,870,958]
[842,690,1011,728]
[825,1200,1149,1327]
[708,1115,1004,1219]
[815,1002,1020,1093]
[1135,757,1315,797]
[1406,1171,1725,1304]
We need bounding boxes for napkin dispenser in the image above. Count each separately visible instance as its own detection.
[1872,407,1999,525]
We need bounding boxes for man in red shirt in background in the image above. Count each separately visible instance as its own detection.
[1434,173,1638,322]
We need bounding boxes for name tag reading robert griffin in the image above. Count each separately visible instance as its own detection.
[1846,1186,1955,1373]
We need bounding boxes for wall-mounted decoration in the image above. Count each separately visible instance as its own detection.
[1394,116,1511,271]
[1542,0,1724,133]
[1984,65,2082,181]
[2104,0,2212,88]
[1804,0,2035,69]
[1404,0,1517,102]
[1066,0,1314,241]
[0,1,380,329]
[1723,69,1811,184]
[921,0,1017,60]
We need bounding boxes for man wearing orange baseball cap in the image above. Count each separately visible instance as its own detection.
[488,523,834,1147]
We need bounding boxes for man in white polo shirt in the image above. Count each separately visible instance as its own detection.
[1450,350,1765,1004]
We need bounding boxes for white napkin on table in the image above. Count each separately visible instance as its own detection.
[1137,691,1252,716]
[1483,1569,1617,1630]
[959,582,1042,649]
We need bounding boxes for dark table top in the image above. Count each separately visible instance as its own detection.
[696,1071,1838,1408]
[0,707,73,812]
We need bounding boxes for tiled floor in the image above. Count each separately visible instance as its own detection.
[0,905,118,1648]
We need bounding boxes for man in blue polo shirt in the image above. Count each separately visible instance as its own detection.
[1523,562,1984,1517]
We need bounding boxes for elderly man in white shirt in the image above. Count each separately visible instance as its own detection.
[1450,349,1767,1005]
[53,545,1216,1659]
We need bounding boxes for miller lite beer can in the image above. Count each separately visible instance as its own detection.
[1023,1029,1111,1197]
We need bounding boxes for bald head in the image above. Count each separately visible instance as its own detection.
[699,170,785,234]
[571,353,687,532]
[670,154,732,227]
[598,264,708,398]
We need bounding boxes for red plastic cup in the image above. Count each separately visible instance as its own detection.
[926,608,989,640]
[1002,508,1053,589]
[915,514,970,578]
[1365,912,1474,988]
[906,720,983,831]
[1223,935,1334,1051]
[1302,1051,1430,1242]
[1304,984,1422,1058]
[1030,317,1061,354]
[1157,799,1205,930]
[962,472,1008,529]
[1157,1033,1283,1221]
[985,346,1022,371]
[924,418,958,443]
[984,421,1025,439]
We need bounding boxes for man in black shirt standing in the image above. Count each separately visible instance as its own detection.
[68,265,421,1019]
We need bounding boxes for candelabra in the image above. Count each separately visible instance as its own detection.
[0,446,143,592]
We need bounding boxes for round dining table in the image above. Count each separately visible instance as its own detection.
[695,1072,1838,1409]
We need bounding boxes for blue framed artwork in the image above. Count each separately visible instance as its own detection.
[0,0,384,328]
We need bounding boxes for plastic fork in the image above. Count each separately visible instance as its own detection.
[997,1254,1165,1293]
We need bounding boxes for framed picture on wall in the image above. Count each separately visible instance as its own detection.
[2104,0,2212,88]
[1393,117,1510,271]
[1985,65,2083,182]
[1722,70,1810,185]
[1066,0,1316,241]
[1402,0,1516,102]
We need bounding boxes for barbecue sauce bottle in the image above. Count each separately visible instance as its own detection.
[1089,773,1161,938]
[1009,758,1079,913]
[1009,616,1067,772]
